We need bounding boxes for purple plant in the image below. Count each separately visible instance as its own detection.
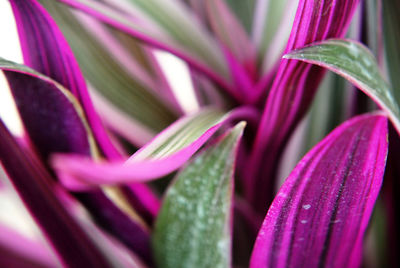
[0,0,398,267]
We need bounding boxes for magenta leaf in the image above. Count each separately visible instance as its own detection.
[250,113,388,268]
[0,120,111,267]
[52,108,228,190]
[0,224,59,268]
[10,0,119,158]
[247,0,361,212]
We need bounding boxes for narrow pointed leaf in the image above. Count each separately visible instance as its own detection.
[0,59,154,263]
[0,120,111,267]
[284,39,400,133]
[250,114,388,268]
[10,0,118,158]
[206,0,256,70]
[153,122,245,268]
[57,0,231,85]
[38,0,178,133]
[52,109,229,189]
[247,0,361,212]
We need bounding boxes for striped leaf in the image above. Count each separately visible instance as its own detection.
[153,122,245,268]
[52,108,229,189]
[250,113,388,268]
[284,39,400,134]
[57,0,230,83]
[38,0,177,134]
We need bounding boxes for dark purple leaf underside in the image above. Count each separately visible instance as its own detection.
[0,120,110,268]
[2,69,153,265]
[247,0,361,212]
[4,71,91,159]
[250,113,388,268]
[10,0,119,158]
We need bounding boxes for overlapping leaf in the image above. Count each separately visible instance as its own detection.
[0,58,153,263]
[52,108,229,189]
[153,122,245,268]
[250,114,388,268]
[57,0,230,84]
[0,120,112,267]
[38,0,178,134]
[247,0,361,212]
[10,0,119,158]
[0,58,96,159]
[284,39,400,133]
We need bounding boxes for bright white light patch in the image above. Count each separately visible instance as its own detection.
[0,1,23,135]
[155,51,200,114]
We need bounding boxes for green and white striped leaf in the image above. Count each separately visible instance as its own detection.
[130,108,226,161]
[39,0,177,133]
[153,122,245,268]
[284,39,400,133]
[51,108,232,190]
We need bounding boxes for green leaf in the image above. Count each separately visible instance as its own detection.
[39,0,177,132]
[284,39,400,133]
[383,0,400,102]
[152,122,245,268]
[123,0,229,78]
[225,0,255,33]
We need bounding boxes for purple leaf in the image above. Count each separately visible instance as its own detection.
[10,0,119,158]
[0,120,111,267]
[0,58,154,264]
[250,113,388,268]
[247,0,361,212]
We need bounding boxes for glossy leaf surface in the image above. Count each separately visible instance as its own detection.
[250,114,388,268]
[284,39,400,133]
[153,122,245,268]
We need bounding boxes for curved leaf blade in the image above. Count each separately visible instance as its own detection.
[57,0,231,86]
[0,121,111,268]
[0,58,96,159]
[284,39,400,133]
[52,108,229,189]
[250,114,388,268]
[10,0,119,158]
[153,122,245,268]
[38,0,178,133]
[0,58,153,264]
